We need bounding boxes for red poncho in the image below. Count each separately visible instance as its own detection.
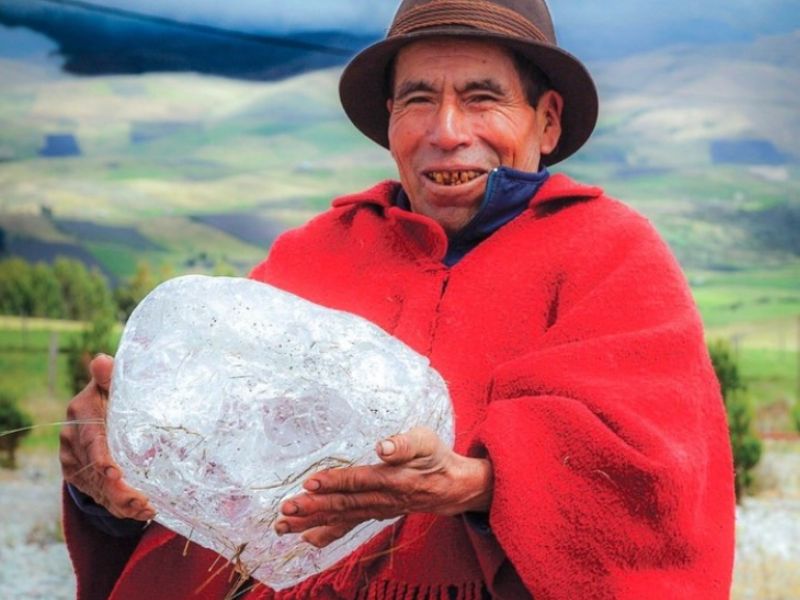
[64,174,735,599]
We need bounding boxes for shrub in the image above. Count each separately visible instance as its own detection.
[114,261,156,322]
[791,401,800,435]
[0,390,33,469]
[708,340,763,502]
[725,389,763,499]
[67,309,116,395]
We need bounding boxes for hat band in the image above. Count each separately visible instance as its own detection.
[389,0,548,43]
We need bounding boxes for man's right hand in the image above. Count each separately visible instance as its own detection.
[60,354,155,521]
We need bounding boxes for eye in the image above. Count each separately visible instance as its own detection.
[468,94,498,104]
[404,95,431,105]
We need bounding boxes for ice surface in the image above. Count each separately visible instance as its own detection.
[107,275,453,590]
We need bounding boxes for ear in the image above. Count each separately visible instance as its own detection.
[537,90,564,157]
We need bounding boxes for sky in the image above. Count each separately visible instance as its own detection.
[94,0,397,33]
[1,0,798,66]
[550,0,800,33]
[83,0,800,37]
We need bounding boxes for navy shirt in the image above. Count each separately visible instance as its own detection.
[395,166,549,265]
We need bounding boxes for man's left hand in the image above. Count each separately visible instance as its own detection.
[274,426,493,548]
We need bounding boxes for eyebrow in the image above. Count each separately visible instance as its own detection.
[460,79,507,96]
[394,80,436,100]
[394,78,508,101]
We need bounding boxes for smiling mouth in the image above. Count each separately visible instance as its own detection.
[424,170,485,186]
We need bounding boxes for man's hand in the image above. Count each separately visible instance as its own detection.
[274,426,493,548]
[59,354,155,521]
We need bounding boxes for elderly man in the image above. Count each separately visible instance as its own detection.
[60,1,736,598]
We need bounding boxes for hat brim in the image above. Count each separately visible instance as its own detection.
[339,28,598,166]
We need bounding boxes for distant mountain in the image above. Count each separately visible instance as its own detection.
[0,0,377,81]
[581,29,800,167]
[550,0,800,61]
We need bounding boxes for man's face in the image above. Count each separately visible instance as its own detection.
[387,39,563,235]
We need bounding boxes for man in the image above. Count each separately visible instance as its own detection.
[60,1,736,598]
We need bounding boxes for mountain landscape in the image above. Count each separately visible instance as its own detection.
[0,4,798,335]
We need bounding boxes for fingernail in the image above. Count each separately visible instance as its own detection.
[105,467,120,480]
[275,521,289,535]
[379,440,395,456]
[93,352,110,360]
[304,479,320,491]
[281,501,298,515]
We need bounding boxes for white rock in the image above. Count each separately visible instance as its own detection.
[107,275,453,590]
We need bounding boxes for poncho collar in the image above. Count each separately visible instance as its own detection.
[395,167,550,266]
[331,172,604,264]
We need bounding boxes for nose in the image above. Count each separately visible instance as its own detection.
[428,98,471,151]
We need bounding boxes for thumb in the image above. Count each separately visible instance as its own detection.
[376,426,443,466]
[90,354,115,393]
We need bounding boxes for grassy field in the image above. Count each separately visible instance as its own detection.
[0,319,122,450]
[1,302,798,455]
[694,266,800,328]
[1,340,72,451]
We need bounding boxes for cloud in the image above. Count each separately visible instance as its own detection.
[47,1,800,39]
[548,0,800,35]
[91,0,399,34]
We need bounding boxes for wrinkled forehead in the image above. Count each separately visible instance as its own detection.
[391,37,520,89]
[395,37,516,70]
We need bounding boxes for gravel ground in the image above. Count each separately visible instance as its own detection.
[733,442,800,600]
[734,498,800,599]
[1,445,799,599]
[0,455,75,599]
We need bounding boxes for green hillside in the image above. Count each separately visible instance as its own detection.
[0,31,798,335]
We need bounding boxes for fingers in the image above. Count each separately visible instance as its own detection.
[300,428,447,494]
[82,428,117,476]
[89,354,115,393]
[376,426,443,466]
[63,447,155,520]
[303,464,392,495]
[60,353,155,520]
[277,490,397,528]
[102,481,156,521]
[67,381,117,479]
[274,428,453,542]
[301,522,358,548]
[65,452,155,521]
[275,493,394,538]
[82,472,155,521]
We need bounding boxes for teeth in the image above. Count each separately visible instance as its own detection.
[426,170,482,185]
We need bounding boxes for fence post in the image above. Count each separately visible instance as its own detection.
[49,331,59,397]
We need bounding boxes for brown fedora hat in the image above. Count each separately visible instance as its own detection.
[339,0,598,166]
